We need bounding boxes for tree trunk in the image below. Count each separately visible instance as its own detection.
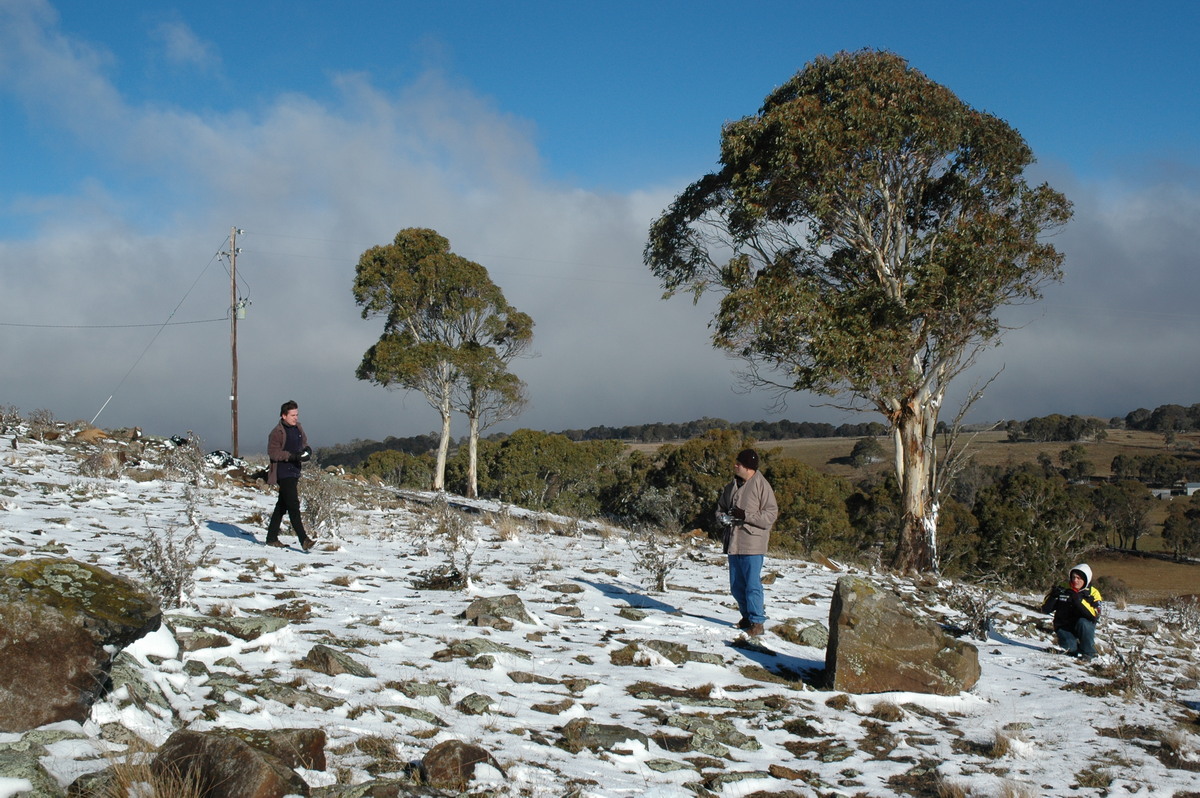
[466,413,480,499]
[433,403,451,492]
[891,398,940,573]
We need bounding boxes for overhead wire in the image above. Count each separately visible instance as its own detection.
[90,236,232,426]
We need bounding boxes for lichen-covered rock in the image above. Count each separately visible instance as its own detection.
[297,644,376,678]
[0,558,161,648]
[0,558,161,732]
[0,744,66,797]
[224,727,328,772]
[825,576,980,695]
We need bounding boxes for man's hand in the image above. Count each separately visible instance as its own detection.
[732,507,746,521]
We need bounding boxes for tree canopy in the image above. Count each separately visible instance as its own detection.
[645,49,1072,572]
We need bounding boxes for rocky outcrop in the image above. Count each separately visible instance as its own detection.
[825,576,980,695]
[0,558,161,732]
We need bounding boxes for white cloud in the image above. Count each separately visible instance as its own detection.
[1,1,1196,453]
[151,20,220,72]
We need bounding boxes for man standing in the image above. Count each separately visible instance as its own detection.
[1041,563,1102,660]
[716,448,778,636]
[266,400,315,551]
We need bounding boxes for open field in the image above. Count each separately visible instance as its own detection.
[632,428,1200,481]
[1089,551,1200,604]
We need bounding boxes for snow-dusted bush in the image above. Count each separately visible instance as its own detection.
[159,432,208,486]
[425,493,479,586]
[302,468,350,539]
[1163,594,1200,638]
[0,404,21,434]
[123,518,215,609]
[948,583,997,640]
[629,521,683,593]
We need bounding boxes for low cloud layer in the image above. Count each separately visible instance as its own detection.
[1,3,1196,453]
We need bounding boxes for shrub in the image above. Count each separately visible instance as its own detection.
[423,494,479,587]
[628,521,683,593]
[160,432,208,486]
[123,518,215,610]
[302,467,350,538]
[947,583,998,641]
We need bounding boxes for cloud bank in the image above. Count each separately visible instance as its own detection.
[1,2,1196,455]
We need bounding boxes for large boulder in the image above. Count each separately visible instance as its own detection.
[825,576,979,695]
[0,558,161,732]
[152,729,310,798]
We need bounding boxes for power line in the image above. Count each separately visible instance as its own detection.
[0,318,227,329]
[91,238,229,426]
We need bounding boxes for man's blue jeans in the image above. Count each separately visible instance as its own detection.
[1056,617,1097,657]
[729,554,766,625]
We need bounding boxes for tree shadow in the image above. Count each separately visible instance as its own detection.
[571,577,680,615]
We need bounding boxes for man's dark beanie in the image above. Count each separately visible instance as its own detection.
[737,449,759,471]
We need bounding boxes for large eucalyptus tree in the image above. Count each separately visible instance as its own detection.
[645,50,1072,571]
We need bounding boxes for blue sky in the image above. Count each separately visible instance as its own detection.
[1,0,1198,451]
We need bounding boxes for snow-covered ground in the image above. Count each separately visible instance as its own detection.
[1,431,1199,797]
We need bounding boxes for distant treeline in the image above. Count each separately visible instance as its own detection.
[317,417,887,469]
[556,417,888,443]
[318,403,1197,470]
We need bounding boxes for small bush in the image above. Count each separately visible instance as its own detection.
[27,407,56,441]
[424,494,479,587]
[948,583,997,640]
[490,503,522,541]
[160,432,208,486]
[1163,594,1200,637]
[302,468,349,538]
[123,518,215,610]
[628,521,682,593]
[0,405,21,434]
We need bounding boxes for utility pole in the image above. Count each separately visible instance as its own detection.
[229,227,243,457]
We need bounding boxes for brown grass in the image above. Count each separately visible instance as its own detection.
[1089,552,1200,604]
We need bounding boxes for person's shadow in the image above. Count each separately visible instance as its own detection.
[205,520,258,542]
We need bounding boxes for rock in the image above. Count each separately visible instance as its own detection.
[420,739,504,791]
[642,639,691,665]
[0,558,161,648]
[0,745,65,797]
[152,728,310,798]
[0,558,160,732]
[557,718,649,753]
[825,576,980,695]
[775,619,830,649]
[297,644,376,678]
[192,615,289,641]
[224,727,328,771]
[257,682,344,711]
[455,693,497,715]
[462,594,536,627]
